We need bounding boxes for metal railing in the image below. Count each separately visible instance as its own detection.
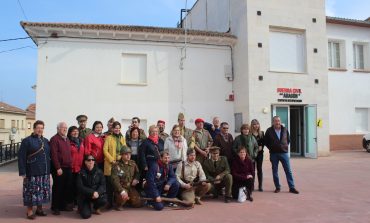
[0,142,21,164]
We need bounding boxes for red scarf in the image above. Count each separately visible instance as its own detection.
[148,134,159,144]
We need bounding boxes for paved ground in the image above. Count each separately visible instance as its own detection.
[1,150,370,223]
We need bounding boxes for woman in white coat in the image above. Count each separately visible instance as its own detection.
[164,124,188,169]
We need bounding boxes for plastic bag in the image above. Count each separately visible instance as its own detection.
[237,187,247,203]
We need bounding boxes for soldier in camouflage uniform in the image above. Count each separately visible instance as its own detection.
[111,146,142,210]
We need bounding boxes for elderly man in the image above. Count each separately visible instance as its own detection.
[176,149,211,205]
[125,117,147,141]
[213,122,234,166]
[76,115,92,139]
[50,122,73,215]
[204,117,221,140]
[202,146,233,203]
[145,150,180,210]
[192,118,213,164]
[157,120,169,141]
[264,116,299,194]
[177,113,194,147]
[111,146,142,210]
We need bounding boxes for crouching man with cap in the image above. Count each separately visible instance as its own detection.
[144,150,180,210]
[202,146,233,203]
[176,149,211,205]
[111,146,142,211]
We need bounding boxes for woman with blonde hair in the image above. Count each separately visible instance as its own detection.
[250,119,265,191]
[164,124,188,168]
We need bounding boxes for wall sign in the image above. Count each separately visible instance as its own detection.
[277,88,302,103]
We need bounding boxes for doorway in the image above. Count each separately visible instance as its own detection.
[272,104,317,158]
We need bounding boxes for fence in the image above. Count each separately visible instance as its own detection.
[0,142,21,164]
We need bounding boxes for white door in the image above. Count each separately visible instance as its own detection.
[304,105,318,158]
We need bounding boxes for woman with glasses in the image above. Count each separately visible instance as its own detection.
[76,155,106,219]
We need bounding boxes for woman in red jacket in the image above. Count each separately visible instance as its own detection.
[84,121,105,170]
[231,146,254,201]
[68,126,86,205]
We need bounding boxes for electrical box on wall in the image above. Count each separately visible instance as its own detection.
[224,65,233,81]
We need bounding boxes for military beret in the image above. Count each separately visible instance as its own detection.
[157,120,165,124]
[186,148,195,156]
[178,112,185,120]
[120,146,132,154]
[210,146,221,153]
[76,114,88,122]
[195,118,204,124]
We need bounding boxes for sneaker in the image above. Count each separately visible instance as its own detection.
[274,188,281,193]
[194,197,203,205]
[289,188,299,194]
[167,202,178,207]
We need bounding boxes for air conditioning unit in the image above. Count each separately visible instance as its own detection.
[224,65,233,81]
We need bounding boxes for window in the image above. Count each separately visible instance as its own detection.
[11,120,15,128]
[27,122,31,129]
[355,108,369,132]
[121,53,147,85]
[328,41,340,68]
[269,28,306,73]
[353,43,365,70]
[0,119,4,129]
[22,120,24,129]
[17,120,19,129]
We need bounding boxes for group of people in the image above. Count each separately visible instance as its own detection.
[18,113,299,220]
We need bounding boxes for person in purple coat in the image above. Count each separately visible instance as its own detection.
[231,146,254,202]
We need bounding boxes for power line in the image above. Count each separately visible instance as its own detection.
[0,37,31,42]
[17,0,29,20]
[0,45,35,54]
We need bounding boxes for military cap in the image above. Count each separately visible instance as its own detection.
[76,114,88,122]
[157,120,165,124]
[178,112,185,120]
[120,145,132,154]
[209,146,221,153]
[195,118,204,124]
[186,148,196,156]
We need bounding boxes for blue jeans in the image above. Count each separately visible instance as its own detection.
[270,153,295,189]
[145,181,180,211]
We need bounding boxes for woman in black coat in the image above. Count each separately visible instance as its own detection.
[139,125,164,171]
[76,155,107,219]
[18,120,51,219]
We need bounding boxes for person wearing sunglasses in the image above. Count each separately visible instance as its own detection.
[76,155,107,219]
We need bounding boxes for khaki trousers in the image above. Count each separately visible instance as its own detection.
[114,188,142,208]
[181,183,211,203]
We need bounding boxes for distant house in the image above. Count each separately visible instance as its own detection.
[0,102,27,145]
[25,103,36,136]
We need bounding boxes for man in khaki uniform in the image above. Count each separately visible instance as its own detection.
[202,146,233,203]
[76,115,92,139]
[111,146,142,210]
[178,113,194,147]
[192,118,213,164]
[157,120,169,141]
[176,149,211,205]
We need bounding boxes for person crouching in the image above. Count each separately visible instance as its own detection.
[76,155,107,219]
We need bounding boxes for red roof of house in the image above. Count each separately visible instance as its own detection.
[0,102,27,115]
[26,103,36,119]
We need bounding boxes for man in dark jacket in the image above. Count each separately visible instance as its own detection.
[76,155,106,219]
[145,150,180,210]
[264,116,299,194]
[50,122,73,215]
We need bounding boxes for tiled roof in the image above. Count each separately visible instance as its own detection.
[26,103,36,119]
[326,16,370,28]
[20,21,237,39]
[0,102,26,115]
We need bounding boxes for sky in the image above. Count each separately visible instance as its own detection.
[0,0,369,110]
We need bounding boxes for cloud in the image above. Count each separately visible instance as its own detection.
[326,0,336,16]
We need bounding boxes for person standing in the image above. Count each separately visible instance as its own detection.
[139,125,164,172]
[204,117,221,140]
[84,121,105,170]
[157,120,169,141]
[250,119,265,191]
[18,120,51,219]
[76,155,107,219]
[177,112,194,147]
[213,122,234,166]
[145,151,180,210]
[176,149,211,205]
[103,117,115,136]
[111,146,142,210]
[192,118,213,164]
[125,117,147,141]
[50,122,73,215]
[231,147,254,202]
[103,121,126,209]
[67,126,86,206]
[126,127,143,166]
[164,124,188,169]
[264,116,299,194]
[202,147,233,203]
[76,115,92,139]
